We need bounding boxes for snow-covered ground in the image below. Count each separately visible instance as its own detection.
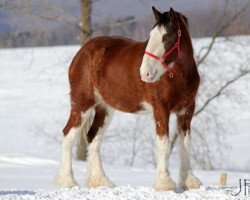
[0,36,250,199]
[1,155,250,199]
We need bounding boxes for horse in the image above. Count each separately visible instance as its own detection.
[54,7,202,191]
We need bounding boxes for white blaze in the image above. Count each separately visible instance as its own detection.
[140,26,168,82]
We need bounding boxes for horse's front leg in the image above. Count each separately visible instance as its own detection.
[153,104,177,191]
[177,103,202,190]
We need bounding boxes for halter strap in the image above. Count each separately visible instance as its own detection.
[144,24,182,78]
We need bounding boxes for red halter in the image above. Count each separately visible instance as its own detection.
[144,25,182,78]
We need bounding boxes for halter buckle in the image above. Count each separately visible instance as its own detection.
[169,72,174,78]
[159,57,164,63]
[178,30,181,37]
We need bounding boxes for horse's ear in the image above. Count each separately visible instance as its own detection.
[182,15,189,27]
[152,6,162,22]
[168,7,176,22]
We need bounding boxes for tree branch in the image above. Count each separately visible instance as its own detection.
[94,17,142,32]
[195,69,250,116]
[196,1,249,66]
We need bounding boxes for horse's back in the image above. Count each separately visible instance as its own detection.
[68,36,141,85]
[84,36,145,56]
[87,35,140,45]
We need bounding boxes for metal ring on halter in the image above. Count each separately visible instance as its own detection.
[169,72,174,78]
[159,57,164,63]
[178,30,181,37]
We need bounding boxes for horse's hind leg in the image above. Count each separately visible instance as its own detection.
[85,105,115,188]
[54,48,96,188]
[54,108,94,188]
[177,104,202,190]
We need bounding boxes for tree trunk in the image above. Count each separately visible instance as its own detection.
[76,0,92,161]
[79,0,92,45]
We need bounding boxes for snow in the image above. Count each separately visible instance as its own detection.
[0,187,238,200]
[0,36,250,199]
[1,155,250,199]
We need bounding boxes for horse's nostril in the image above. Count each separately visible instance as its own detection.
[147,72,150,77]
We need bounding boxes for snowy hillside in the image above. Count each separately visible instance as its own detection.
[0,36,250,199]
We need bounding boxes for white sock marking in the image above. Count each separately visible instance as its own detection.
[154,135,176,190]
[86,108,114,187]
[179,131,192,182]
[155,135,171,174]
[54,108,94,188]
[178,131,202,188]
[54,127,79,187]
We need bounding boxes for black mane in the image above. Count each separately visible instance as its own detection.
[154,11,189,29]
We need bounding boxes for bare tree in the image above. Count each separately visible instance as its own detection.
[76,0,93,161]
[196,0,249,66]
[79,0,92,45]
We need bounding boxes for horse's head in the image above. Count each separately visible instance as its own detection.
[140,7,188,83]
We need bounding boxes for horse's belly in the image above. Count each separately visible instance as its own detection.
[94,88,148,114]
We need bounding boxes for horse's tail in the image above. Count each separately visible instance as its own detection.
[170,132,179,154]
[76,108,95,160]
[82,109,95,142]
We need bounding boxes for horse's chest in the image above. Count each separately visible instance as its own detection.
[151,83,195,111]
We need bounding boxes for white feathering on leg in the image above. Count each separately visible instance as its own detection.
[54,127,79,188]
[154,135,177,191]
[179,132,202,189]
[54,108,94,188]
[85,108,115,188]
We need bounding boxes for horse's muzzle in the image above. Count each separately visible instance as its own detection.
[141,70,158,83]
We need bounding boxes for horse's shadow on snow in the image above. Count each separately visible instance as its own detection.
[175,188,186,194]
[0,190,36,196]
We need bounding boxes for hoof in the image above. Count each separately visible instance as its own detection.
[85,176,115,188]
[54,171,78,188]
[179,172,202,190]
[154,173,177,191]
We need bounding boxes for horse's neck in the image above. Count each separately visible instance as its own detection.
[138,40,149,59]
[177,27,197,81]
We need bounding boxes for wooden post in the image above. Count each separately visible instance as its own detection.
[220,172,227,186]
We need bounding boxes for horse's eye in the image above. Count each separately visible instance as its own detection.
[162,33,168,42]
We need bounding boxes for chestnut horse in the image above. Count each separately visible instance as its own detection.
[54,7,202,191]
